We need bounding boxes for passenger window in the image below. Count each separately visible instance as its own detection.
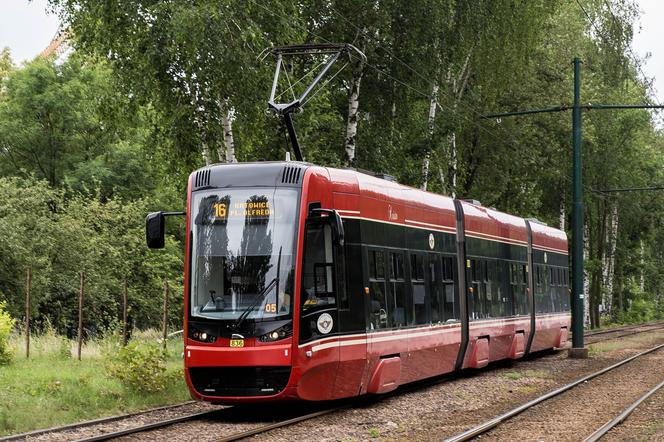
[442,256,457,321]
[368,248,388,330]
[370,250,385,280]
[390,252,404,280]
[389,251,407,327]
[411,253,427,324]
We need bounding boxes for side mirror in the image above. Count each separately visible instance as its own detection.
[146,212,165,249]
[309,208,344,246]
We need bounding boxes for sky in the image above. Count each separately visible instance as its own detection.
[0,0,60,63]
[0,0,663,105]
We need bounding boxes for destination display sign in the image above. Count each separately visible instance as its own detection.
[213,200,272,220]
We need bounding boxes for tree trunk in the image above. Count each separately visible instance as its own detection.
[344,68,363,165]
[559,198,566,231]
[590,202,606,329]
[448,132,457,198]
[202,143,212,166]
[602,203,618,315]
[639,240,645,292]
[421,84,439,191]
[222,108,236,163]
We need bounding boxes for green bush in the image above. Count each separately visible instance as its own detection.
[105,341,169,392]
[624,298,655,324]
[0,301,15,365]
[57,337,72,360]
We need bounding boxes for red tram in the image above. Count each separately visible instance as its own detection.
[146,161,570,403]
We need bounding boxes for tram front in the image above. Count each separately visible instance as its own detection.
[147,162,308,402]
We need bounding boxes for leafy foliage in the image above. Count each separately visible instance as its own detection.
[0,301,15,365]
[104,340,175,392]
[0,0,655,331]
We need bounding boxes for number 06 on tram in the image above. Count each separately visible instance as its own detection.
[146,161,570,403]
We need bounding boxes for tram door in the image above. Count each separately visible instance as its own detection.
[333,240,367,398]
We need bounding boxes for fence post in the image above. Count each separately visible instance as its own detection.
[122,281,128,346]
[77,271,85,361]
[25,268,31,359]
[162,279,169,351]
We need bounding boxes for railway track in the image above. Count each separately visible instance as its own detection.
[4,322,663,442]
[570,322,664,344]
[0,402,203,442]
[443,341,664,442]
[583,378,664,442]
[575,321,664,344]
[69,403,347,442]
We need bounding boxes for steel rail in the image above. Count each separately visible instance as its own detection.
[584,323,656,337]
[443,342,664,442]
[584,381,664,442]
[71,409,221,442]
[212,407,347,442]
[585,324,664,344]
[583,378,664,442]
[0,401,197,442]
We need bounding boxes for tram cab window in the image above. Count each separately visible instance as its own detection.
[301,223,335,312]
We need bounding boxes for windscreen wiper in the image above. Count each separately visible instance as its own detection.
[232,246,282,330]
[232,277,279,330]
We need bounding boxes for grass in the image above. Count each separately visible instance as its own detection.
[503,371,522,380]
[368,428,380,438]
[502,369,549,380]
[0,329,189,436]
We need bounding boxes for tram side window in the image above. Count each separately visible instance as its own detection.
[369,249,389,329]
[535,265,548,313]
[411,253,428,324]
[469,259,488,320]
[302,223,335,312]
[561,268,570,311]
[389,252,408,327]
[510,263,529,316]
[487,260,503,317]
[431,255,443,323]
[442,256,457,321]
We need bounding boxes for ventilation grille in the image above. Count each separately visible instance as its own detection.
[194,169,211,188]
[281,166,302,184]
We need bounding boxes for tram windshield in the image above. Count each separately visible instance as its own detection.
[190,187,298,321]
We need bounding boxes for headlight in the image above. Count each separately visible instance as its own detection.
[189,328,216,343]
[258,324,292,343]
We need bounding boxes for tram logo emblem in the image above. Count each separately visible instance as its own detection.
[317,313,333,334]
[429,233,435,250]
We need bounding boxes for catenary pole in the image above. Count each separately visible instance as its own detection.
[571,58,584,350]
